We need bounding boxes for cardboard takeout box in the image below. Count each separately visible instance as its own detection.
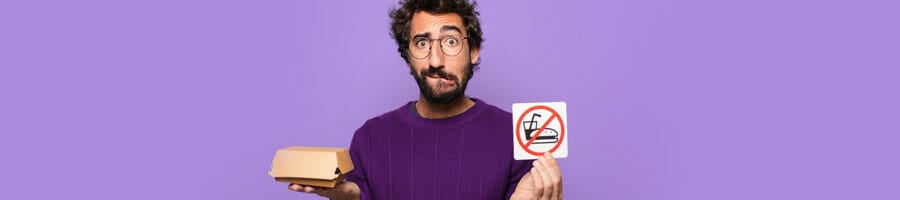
[268,146,354,188]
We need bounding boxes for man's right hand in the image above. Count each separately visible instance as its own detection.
[288,181,361,200]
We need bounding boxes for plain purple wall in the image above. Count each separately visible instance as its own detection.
[1,0,898,199]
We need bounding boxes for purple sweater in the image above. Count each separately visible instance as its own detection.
[346,98,533,200]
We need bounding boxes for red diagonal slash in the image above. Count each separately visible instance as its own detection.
[523,112,560,148]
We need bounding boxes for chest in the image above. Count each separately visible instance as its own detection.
[363,126,515,199]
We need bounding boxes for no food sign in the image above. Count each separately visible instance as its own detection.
[513,102,568,160]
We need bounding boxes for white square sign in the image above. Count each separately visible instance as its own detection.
[513,102,568,160]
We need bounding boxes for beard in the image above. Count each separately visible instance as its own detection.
[411,65,473,104]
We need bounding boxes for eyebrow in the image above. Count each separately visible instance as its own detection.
[440,25,462,34]
[411,25,464,39]
[412,32,431,39]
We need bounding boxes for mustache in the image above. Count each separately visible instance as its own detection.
[420,66,458,81]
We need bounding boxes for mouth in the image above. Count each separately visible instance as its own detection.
[426,74,457,87]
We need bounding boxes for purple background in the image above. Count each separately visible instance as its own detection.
[1,0,898,199]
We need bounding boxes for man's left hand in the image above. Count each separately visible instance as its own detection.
[511,153,563,200]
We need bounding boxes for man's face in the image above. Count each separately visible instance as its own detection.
[408,11,480,104]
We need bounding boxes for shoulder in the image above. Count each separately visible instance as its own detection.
[480,101,513,123]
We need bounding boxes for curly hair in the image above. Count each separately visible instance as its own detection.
[389,0,483,67]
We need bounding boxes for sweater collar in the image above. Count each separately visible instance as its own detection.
[399,97,488,128]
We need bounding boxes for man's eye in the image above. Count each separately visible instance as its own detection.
[445,38,458,46]
[415,40,429,48]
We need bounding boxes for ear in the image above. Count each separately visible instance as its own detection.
[469,47,480,65]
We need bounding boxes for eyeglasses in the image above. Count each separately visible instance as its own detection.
[408,35,468,60]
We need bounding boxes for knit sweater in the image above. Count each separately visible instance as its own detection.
[346,98,533,200]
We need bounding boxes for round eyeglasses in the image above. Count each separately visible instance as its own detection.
[408,35,469,60]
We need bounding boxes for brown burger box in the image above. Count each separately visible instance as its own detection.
[268,146,354,188]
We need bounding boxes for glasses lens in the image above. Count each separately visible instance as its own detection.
[410,39,430,59]
[441,37,463,56]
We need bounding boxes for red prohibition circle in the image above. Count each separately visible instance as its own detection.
[515,105,566,156]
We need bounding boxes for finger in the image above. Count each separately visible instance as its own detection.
[288,184,303,191]
[534,160,553,200]
[544,153,562,176]
[302,185,317,193]
[531,167,544,198]
[545,169,560,199]
[540,154,562,184]
[289,184,319,193]
[540,154,562,199]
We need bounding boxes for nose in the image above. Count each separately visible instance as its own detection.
[428,41,444,67]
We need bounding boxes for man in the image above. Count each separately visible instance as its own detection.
[289,0,563,199]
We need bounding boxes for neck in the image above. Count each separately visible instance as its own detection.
[415,95,475,119]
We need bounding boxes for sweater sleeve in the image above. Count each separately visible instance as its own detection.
[346,123,371,200]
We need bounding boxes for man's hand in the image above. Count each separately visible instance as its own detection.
[511,153,563,200]
[288,181,360,200]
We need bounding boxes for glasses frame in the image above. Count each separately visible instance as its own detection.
[408,36,469,60]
